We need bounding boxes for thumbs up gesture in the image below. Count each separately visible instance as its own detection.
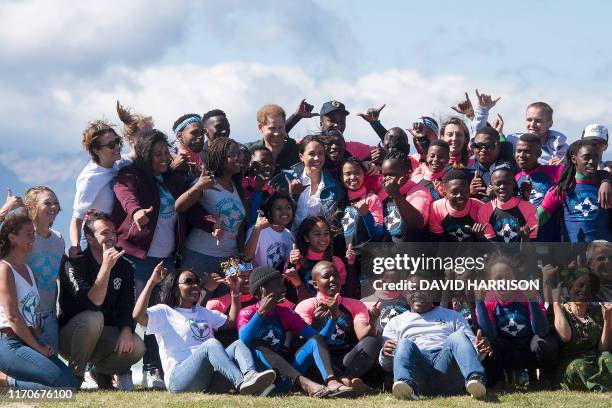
[469,172,486,197]
[0,188,24,218]
[289,243,302,265]
[132,206,153,231]
[346,243,357,265]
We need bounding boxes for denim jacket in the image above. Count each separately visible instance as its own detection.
[270,162,345,231]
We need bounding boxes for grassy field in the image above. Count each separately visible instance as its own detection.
[3,390,606,408]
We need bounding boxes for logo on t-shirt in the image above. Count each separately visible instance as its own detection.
[494,218,520,243]
[498,314,527,337]
[258,325,283,349]
[379,305,408,330]
[113,277,122,290]
[20,291,38,327]
[216,197,245,234]
[384,205,402,235]
[341,206,359,237]
[571,195,598,218]
[266,242,287,270]
[446,224,472,241]
[189,319,212,340]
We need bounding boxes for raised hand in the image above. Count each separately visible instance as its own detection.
[469,172,486,197]
[601,303,612,319]
[255,213,271,230]
[492,113,504,134]
[450,92,474,119]
[257,289,277,315]
[150,261,167,284]
[407,122,426,139]
[475,89,501,110]
[520,175,533,201]
[325,293,341,319]
[352,199,369,216]
[369,299,382,322]
[101,242,126,269]
[1,188,24,217]
[295,98,319,118]
[346,243,357,266]
[357,104,386,124]
[224,273,242,295]
[285,175,309,197]
[383,176,403,199]
[314,302,330,320]
[283,266,301,287]
[289,243,303,265]
[133,206,153,231]
[203,272,224,292]
[195,167,215,191]
[170,153,190,172]
[369,145,385,165]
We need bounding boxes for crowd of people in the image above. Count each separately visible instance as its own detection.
[0,91,610,399]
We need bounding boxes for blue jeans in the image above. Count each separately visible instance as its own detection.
[167,339,254,393]
[393,331,485,396]
[0,333,76,390]
[124,254,174,373]
[181,248,227,277]
[38,311,59,353]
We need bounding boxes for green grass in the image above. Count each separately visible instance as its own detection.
[22,390,611,408]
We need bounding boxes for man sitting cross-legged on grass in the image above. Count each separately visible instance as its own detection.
[380,273,490,400]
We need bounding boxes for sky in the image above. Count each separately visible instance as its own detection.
[1,0,611,240]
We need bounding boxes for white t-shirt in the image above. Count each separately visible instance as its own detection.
[246,226,293,270]
[0,261,39,329]
[145,304,227,380]
[379,306,477,370]
[184,181,245,257]
[147,176,177,258]
[293,170,325,231]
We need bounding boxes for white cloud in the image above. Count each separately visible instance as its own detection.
[0,0,189,74]
[0,152,86,184]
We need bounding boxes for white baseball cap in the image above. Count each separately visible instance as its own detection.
[582,123,608,143]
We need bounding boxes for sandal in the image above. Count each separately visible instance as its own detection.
[309,386,332,398]
[327,384,356,398]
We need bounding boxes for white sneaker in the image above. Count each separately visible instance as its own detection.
[116,372,134,391]
[146,370,166,390]
[392,381,419,400]
[239,370,276,395]
[466,377,486,398]
[80,371,98,390]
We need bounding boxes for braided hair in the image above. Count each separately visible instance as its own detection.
[554,139,598,197]
[205,137,245,203]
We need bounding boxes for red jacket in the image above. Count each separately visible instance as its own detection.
[112,165,214,260]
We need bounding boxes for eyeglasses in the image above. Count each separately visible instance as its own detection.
[178,278,201,286]
[470,142,498,151]
[98,137,123,150]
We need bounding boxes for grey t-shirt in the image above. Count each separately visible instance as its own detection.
[26,229,65,313]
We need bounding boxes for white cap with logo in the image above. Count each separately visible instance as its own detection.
[582,123,608,143]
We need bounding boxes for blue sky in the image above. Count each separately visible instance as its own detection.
[1,0,611,239]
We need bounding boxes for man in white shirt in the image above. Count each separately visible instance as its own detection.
[379,274,489,400]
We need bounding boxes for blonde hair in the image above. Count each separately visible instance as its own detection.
[256,104,286,125]
[116,100,154,146]
[24,186,60,227]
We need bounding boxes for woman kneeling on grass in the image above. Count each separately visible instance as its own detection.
[133,263,276,394]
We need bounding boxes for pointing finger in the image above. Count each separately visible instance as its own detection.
[378,104,386,112]
[6,188,12,197]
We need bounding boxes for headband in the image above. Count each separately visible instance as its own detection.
[421,117,439,136]
[174,116,202,136]
[226,262,254,276]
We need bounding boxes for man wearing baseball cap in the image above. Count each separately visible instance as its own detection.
[582,123,609,170]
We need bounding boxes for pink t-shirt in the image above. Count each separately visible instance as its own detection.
[477,197,538,239]
[347,186,384,225]
[289,250,347,286]
[514,164,562,184]
[378,179,432,227]
[177,147,203,168]
[207,293,255,313]
[480,290,546,326]
[345,141,374,161]
[237,303,305,332]
[429,198,484,234]
[295,293,370,326]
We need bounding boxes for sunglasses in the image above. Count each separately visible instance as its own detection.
[470,142,498,151]
[178,277,201,286]
[98,137,123,150]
